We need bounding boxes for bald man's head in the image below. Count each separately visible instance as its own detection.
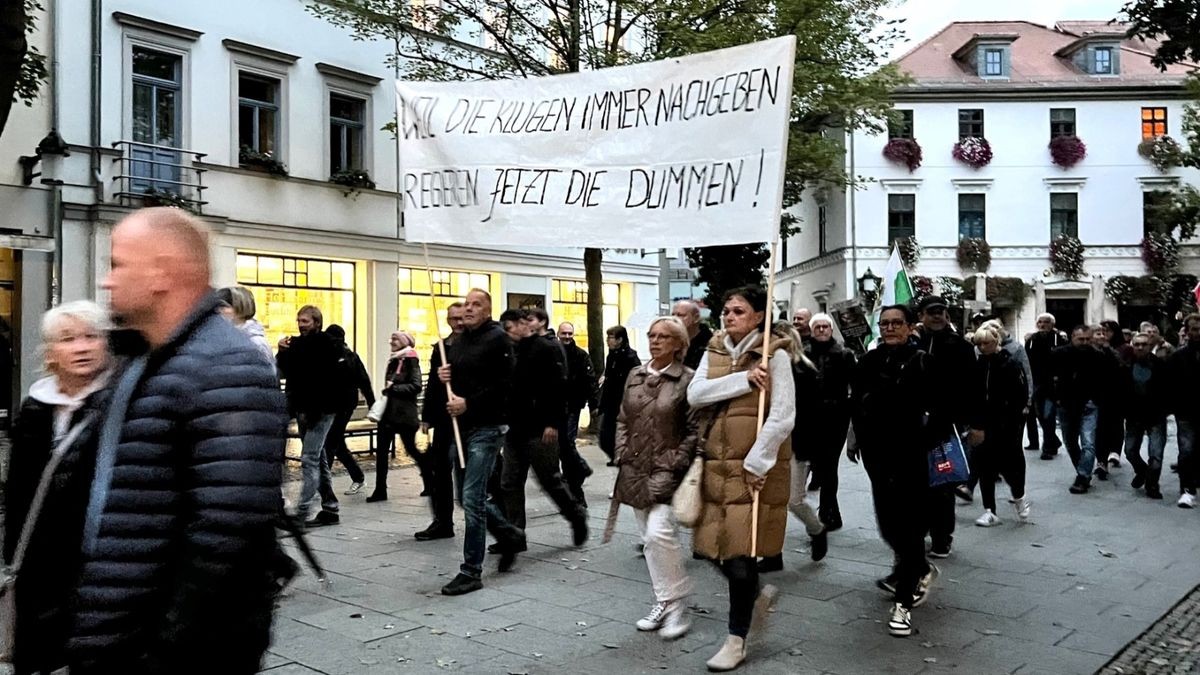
[103,207,212,330]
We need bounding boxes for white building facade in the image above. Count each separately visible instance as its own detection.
[778,20,1200,338]
[1,0,660,398]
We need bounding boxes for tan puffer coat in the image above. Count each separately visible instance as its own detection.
[692,331,792,561]
[611,361,699,509]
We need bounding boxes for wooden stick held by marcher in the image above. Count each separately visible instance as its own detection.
[422,244,467,469]
[750,239,779,559]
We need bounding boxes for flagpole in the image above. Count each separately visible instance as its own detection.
[422,243,467,469]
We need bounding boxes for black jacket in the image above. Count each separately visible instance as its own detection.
[382,355,422,429]
[421,338,455,429]
[1123,355,1169,425]
[4,389,104,673]
[967,350,1027,434]
[684,324,714,370]
[1167,344,1200,419]
[562,339,598,412]
[850,343,938,472]
[791,361,821,462]
[69,294,287,675]
[806,339,856,412]
[509,334,568,435]
[332,342,375,412]
[444,320,514,431]
[600,346,641,414]
[916,327,976,429]
[1051,344,1117,411]
[1025,330,1068,389]
[276,330,342,417]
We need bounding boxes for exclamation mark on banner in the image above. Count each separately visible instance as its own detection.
[753,148,765,207]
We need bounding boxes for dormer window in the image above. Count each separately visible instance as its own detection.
[983,49,1004,77]
[952,34,1017,79]
[1093,47,1112,74]
[1056,35,1122,75]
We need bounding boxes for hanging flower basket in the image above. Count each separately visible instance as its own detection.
[139,187,197,214]
[956,237,992,273]
[952,137,993,169]
[1142,233,1180,274]
[937,277,966,307]
[1048,136,1087,168]
[239,146,289,176]
[896,235,921,269]
[883,138,923,172]
[963,276,1032,309]
[911,274,935,301]
[1049,235,1086,279]
[330,169,376,190]
[1137,136,1184,172]
[1104,276,1133,303]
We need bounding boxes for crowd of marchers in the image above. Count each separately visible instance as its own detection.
[3,206,1199,674]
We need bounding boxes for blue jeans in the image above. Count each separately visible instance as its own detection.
[1033,388,1061,452]
[1123,418,1167,490]
[1178,417,1197,494]
[1059,402,1098,481]
[453,425,524,579]
[297,412,338,518]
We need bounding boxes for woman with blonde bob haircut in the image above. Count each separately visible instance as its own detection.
[609,315,700,640]
[4,300,112,674]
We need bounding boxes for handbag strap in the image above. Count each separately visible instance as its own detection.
[9,413,95,574]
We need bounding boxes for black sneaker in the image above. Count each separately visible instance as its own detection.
[820,512,843,532]
[414,523,455,541]
[1094,466,1109,481]
[757,554,784,573]
[365,491,388,503]
[1069,477,1090,494]
[306,510,340,528]
[441,573,483,595]
[810,530,828,562]
[1040,452,1058,461]
[1146,487,1164,500]
[954,485,974,504]
[1108,456,1122,469]
[876,575,898,595]
[487,541,528,554]
[929,542,952,559]
[1131,472,1146,490]
[571,517,589,547]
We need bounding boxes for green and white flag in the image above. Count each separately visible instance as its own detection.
[867,247,914,347]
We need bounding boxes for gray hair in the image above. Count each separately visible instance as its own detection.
[1037,312,1056,325]
[226,286,258,322]
[648,316,689,362]
[673,299,700,319]
[42,300,110,343]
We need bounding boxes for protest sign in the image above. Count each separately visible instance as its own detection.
[396,37,796,248]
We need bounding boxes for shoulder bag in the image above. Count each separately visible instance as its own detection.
[0,414,94,663]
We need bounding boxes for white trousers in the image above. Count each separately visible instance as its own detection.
[634,504,692,603]
[789,459,825,536]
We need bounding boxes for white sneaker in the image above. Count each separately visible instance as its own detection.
[344,481,365,495]
[1178,492,1197,509]
[659,602,691,640]
[887,603,913,637]
[1013,497,1032,522]
[975,510,1001,527]
[636,602,667,631]
[912,563,938,608]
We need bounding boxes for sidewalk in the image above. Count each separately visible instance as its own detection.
[266,438,1200,674]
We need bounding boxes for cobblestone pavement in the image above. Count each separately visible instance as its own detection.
[266,433,1200,675]
[1100,583,1200,675]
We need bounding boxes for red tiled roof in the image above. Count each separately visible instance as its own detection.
[895,20,1195,88]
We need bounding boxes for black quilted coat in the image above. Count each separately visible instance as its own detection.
[67,293,288,675]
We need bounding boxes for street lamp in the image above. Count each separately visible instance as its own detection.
[858,267,883,308]
[19,129,70,186]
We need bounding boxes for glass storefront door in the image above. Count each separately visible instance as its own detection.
[235,253,356,349]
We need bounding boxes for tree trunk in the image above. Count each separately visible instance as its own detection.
[584,247,604,375]
[0,0,28,138]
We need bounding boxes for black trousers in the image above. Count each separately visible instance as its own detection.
[713,556,760,637]
[974,426,1026,512]
[1025,409,1039,448]
[810,411,850,522]
[324,408,365,484]
[924,484,955,550]
[598,409,619,461]
[423,424,456,525]
[559,410,591,507]
[863,453,930,609]
[376,422,418,495]
[501,430,585,530]
[1097,405,1124,463]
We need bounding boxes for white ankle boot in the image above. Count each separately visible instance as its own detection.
[706,635,746,671]
[659,601,690,640]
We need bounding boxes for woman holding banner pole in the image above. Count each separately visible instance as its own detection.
[686,286,794,672]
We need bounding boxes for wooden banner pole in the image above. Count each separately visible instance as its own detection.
[751,238,779,559]
[422,244,467,469]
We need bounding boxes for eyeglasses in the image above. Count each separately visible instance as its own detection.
[879,319,907,328]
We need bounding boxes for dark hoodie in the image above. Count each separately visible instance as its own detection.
[967,349,1027,435]
[509,332,568,435]
[326,325,375,412]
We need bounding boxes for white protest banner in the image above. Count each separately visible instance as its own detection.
[396,36,795,248]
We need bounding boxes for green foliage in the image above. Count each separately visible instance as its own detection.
[685,244,770,325]
[956,238,991,274]
[961,276,1032,309]
[1121,0,1200,70]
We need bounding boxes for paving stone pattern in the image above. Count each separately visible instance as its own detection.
[1100,584,1200,675]
[266,432,1200,675]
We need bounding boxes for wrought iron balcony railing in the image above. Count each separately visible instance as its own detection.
[111,140,208,213]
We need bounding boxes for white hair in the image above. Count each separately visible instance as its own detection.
[810,312,834,329]
[1037,312,1056,325]
[648,316,689,362]
[41,300,110,343]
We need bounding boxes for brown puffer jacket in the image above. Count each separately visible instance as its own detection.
[611,361,698,509]
[693,331,792,561]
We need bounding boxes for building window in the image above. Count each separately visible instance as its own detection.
[1050,193,1078,239]
[235,254,356,349]
[552,279,620,351]
[818,204,828,254]
[1142,107,1168,139]
[958,194,986,240]
[887,195,915,242]
[1143,190,1170,237]
[983,48,1004,77]
[888,110,914,140]
[130,46,182,193]
[1050,108,1076,138]
[398,266,492,375]
[238,72,280,157]
[959,109,984,139]
[330,93,365,174]
[1093,47,1113,75]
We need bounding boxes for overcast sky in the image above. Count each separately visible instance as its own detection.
[882,0,1130,60]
